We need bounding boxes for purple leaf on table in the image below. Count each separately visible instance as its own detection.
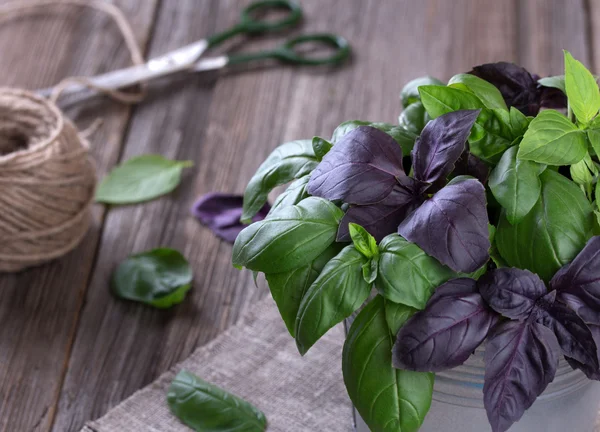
[392,278,497,372]
[192,193,270,243]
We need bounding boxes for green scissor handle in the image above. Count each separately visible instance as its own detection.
[207,0,303,47]
[227,33,351,66]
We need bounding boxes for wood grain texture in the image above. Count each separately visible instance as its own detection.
[0,1,159,431]
[52,1,520,431]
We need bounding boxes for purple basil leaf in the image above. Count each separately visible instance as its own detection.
[397,177,490,273]
[478,268,547,320]
[453,145,490,185]
[539,86,567,110]
[337,179,421,242]
[392,278,497,372]
[551,236,600,311]
[192,193,270,243]
[307,126,405,205]
[535,297,599,371]
[484,320,559,432]
[412,110,480,185]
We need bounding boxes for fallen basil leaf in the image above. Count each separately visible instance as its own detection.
[376,234,456,309]
[167,370,267,432]
[241,139,318,223]
[478,268,547,320]
[412,110,480,185]
[398,177,491,273]
[343,295,434,432]
[308,126,405,205]
[448,73,508,110]
[265,243,342,336]
[267,175,310,217]
[496,169,593,282]
[112,248,193,308]
[393,278,496,371]
[400,75,444,108]
[96,155,193,204]
[489,146,543,225]
[295,245,370,355]
[384,299,418,336]
[312,136,332,161]
[192,193,270,243]
[483,320,559,432]
[517,110,587,165]
[232,197,344,273]
[564,50,600,125]
[398,101,430,135]
[349,223,378,259]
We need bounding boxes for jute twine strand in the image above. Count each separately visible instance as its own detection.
[0,0,147,272]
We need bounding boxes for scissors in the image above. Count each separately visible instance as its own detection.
[37,0,351,98]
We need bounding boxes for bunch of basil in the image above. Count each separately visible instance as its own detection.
[232,50,600,432]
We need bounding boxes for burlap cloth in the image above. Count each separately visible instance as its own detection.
[79,296,353,432]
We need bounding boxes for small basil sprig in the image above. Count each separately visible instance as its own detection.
[112,248,193,308]
[96,155,193,204]
[168,370,267,432]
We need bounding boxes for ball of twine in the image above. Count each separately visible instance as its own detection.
[0,88,96,272]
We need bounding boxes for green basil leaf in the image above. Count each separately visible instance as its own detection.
[376,234,456,309]
[398,102,430,135]
[241,140,318,223]
[509,106,531,138]
[265,243,342,336]
[331,120,415,155]
[167,370,267,432]
[312,136,333,161]
[469,108,515,164]
[343,295,434,432]
[570,153,597,186]
[496,169,593,282]
[384,299,417,336]
[349,223,378,258]
[400,76,444,108]
[448,73,508,110]
[96,155,193,204]
[517,110,587,165]
[295,246,371,355]
[538,75,566,94]
[233,197,344,273]
[564,50,600,124]
[112,248,193,308]
[267,175,310,217]
[362,258,379,284]
[489,146,543,225]
[588,130,600,158]
[419,85,484,118]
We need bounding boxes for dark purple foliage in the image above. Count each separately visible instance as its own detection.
[392,278,497,372]
[397,177,490,273]
[483,320,559,432]
[478,268,547,320]
[412,109,480,185]
[307,126,405,205]
[453,146,490,185]
[469,62,567,116]
[192,193,270,243]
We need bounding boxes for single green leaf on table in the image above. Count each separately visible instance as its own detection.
[538,75,566,94]
[564,50,600,125]
[343,295,434,432]
[168,370,267,432]
[400,76,444,108]
[385,299,417,336]
[295,245,371,355]
[265,243,342,336]
[349,223,378,258]
[112,248,193,309]
[489,146,544,225]
[448,73,508,110]
[398,102,431,135]
[331,120,416,155]
[376,234,456,310]
[517,110,587,165]
[496,169,593,282]
[96,155,193,204]
[241,140,319,223]
[312,136,333,161]
[267,175,310,217]
[233,197,344,273]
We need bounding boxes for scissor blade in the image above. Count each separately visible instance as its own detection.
[191,56,229,72]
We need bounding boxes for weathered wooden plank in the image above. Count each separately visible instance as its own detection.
[54,1,520,431]
[0,1,159,431]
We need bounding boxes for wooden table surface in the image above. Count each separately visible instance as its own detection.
[0,1,597,431]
